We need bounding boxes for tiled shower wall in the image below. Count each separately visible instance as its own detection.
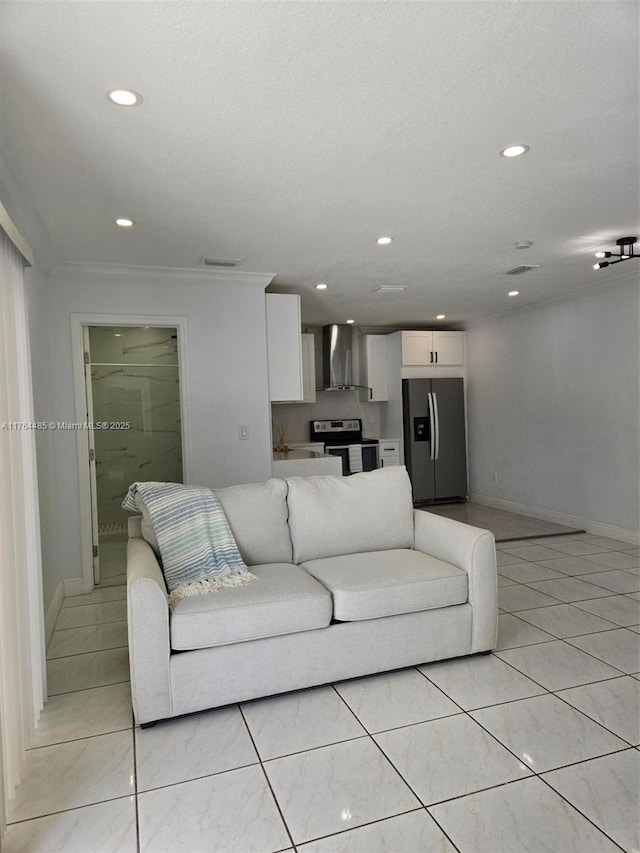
[89,326,183,528]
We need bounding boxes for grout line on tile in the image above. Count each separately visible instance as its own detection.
[259,733,370,765]
[47,643,128,662]
[48,620,128,637]
[134,758,260,796]
[30,723,133,750]
[237,702,298,852]
[367,724,435,809]
[48,678,130,698]
[424,774,535,809]
[331,672,466,735]
[291,806,426,851]
[495,644,628,694]
[509,619,622,641]
[556,637,632,675]
[54,617,130,630]
[6,793,136,829]
[468,704,631,781]
[26,724,134,753]
[537,756,635,852]
[420,653,552,707]
[489,649,571,693]
[551,677,639,748]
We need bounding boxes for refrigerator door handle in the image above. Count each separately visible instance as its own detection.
[427,392,435,460]
[432,392,440,459]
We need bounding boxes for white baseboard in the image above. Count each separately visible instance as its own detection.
[579,519,640,546]
[470,493,639,546]
[45,582,64,647]
[46,578,92,649]
[62,577,88,598]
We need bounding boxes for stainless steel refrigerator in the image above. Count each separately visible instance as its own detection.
[402,378,467,503]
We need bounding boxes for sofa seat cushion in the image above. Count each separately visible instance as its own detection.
[170,563,332,650]
[301,549,468,621]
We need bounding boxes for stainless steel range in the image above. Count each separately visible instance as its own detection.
[309,419,379,475]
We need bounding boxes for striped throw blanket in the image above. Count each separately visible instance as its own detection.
[123,482,256,605]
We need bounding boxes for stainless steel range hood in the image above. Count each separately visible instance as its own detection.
[320,324,371,395]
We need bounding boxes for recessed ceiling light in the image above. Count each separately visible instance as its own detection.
[376,236,393,245]
[515,240,533,249]
[115,218,134,228]
[508,290,520,297]
[107,88,143,107]
[436,314,446,320]
[315,283,328,290]
[499,144,529,158]
[373,285,407,293]
[346,319,355,324]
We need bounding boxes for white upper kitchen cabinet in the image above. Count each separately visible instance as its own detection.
[266,293,303,402]
[360,334,389,401]
[401,331,465,367]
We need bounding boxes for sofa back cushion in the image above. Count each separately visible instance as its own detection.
[215,478,293,565]
[133,478,293,566]
[286,466,414,564]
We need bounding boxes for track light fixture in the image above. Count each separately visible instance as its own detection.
[593,236,638,270]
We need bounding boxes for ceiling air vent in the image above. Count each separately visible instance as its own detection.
[203,257,242,268]
[503,264,541,275]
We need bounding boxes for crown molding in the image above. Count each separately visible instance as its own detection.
[51,261,275,289]
[466,268,640,329]
[0,196,34,266]
[0,148,57,271]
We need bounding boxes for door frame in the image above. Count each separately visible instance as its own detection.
[71,313,191,593]
[82,325,100,585]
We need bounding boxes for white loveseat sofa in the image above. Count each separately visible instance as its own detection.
[126,466,497,726]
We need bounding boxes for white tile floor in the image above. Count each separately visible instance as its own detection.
[424,502,584,542]
[4,530,639,852]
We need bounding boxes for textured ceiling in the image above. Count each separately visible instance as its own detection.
[0,1,638,327]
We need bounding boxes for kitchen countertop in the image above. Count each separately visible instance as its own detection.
[272,449,329,461]
[271,448,343,478]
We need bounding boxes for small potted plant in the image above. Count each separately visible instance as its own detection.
[273,421,289,453]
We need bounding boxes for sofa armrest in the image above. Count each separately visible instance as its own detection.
[413,509,497,652]
[127,537,172,724]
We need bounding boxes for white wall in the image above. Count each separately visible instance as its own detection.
[23,264,60,614]
[466,280,640,539]
[36,265,273,610]
[272,393,382,444]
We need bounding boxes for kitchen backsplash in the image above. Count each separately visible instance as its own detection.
[272,391,381,444]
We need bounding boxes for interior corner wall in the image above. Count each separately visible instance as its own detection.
[38,270,273,594]
[23,264,60,617]
[466,280,640,537]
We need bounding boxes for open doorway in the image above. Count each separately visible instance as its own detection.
[85,324,183,584]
